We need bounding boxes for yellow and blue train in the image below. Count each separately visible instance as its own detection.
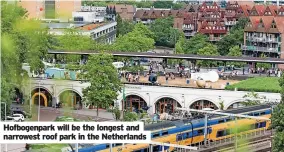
[78,104,272,152]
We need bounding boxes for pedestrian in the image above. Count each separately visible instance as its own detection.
[165,73,169,84]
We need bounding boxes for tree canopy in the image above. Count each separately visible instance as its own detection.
[150,17,183,47]
[114,23,155,52]
[197,44,219,68]
[81,53,122,116]
[272,75,284,152]
[1,2,52,119]
[116,14,135,36]
[227,45,245,67]
[176,33,210,54]
[216,18,249,55]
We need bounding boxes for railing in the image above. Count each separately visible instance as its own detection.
[183,27,195,30]
[196,128,271,151]
[225,21,237,26]
[209,37,222,41]
[246,37,281,43]
[241,45,279,53]
[184,32,196,37]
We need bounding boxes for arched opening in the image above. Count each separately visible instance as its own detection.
[59,90,82,109]
[155,97,181,114]
[14,88,24,104]
[190,100,218,110]
[122,95,147,112]
[227,102,244,109]
[31,88,52,107]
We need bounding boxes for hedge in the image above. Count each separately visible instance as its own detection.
[225,77,281,93]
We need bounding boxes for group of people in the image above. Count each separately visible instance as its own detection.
[123,72,140,83]
[249,67,282,77]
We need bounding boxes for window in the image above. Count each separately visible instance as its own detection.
[162,131,168,135]
[260,112,265,115]
[197,129,203,136]
[216,130,225,137]
[254,113,260,116]
[153,133,159,138]
[176,134,183,141]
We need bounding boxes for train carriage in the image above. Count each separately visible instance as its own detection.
[79,105,272,152]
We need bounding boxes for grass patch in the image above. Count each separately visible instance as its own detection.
[30,144,68,151]
[225,77,280,93]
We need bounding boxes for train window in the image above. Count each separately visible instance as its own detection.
[106,144,110,148]
[254,113,260,116]
[153,133,159,138]
[226,118,231,122]
[260,122,266,127]
[176,134,183,141]
[116,143,122,146]
[153,146,160,152]
[248,113,253,116]
[197,129,204,136]
[217,130,225,137]
[255,123,260,129]
[260,112,265,115]
[144,148,149,152]
[218,119,225,123]
[162,131,168,135]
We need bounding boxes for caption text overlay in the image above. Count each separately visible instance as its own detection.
[0,122,151,143]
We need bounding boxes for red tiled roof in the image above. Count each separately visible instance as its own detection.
[264,5,278,16]
[134,10,185,19]
[198,20,227,34]
[275,16,284,33]
[246,16,284,33]
[252,5,266,16]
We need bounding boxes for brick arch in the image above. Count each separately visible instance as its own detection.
[57,88,83,99]
[224,99,246,110]
[31,86,53,96]
[153,95,182,114]
[189,97,219,109]
[121,93,148,112]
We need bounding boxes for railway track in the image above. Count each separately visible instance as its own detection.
[214,137,271,152]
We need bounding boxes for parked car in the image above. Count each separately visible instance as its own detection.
[10,114,25,122]
[5,117,15,122]
[12,110,27,118]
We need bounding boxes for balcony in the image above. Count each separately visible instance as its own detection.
[246,37,281,43]
[225,21,236,26]
[183,26,195,30]
[241,45,279,53]
[209,37,222,41]
[184,32,196,37]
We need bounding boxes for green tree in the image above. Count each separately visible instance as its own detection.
[256,54,271,70]
[1,2,52,117]
[175,35,186,54]
[55,28,98,62]
[182,33,210,54]
[115,23,155,52]
[227,45,245,67]
[150,17,182,47]
[153,1,174,8]
[116,14,135,36]
[197,44,219,68]
[81,53,122,116]
[272,74,284,152]
[217,18,249,55]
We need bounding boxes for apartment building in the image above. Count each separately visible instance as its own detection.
[134,10,184,24]
[47,22,117,44]
[18,0,81,21]
[242,16,284,61]
[198,20,227,41]
[174,12,198,39]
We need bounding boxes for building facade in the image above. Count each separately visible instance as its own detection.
[18,0,81,21]
[242,15,284,61]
